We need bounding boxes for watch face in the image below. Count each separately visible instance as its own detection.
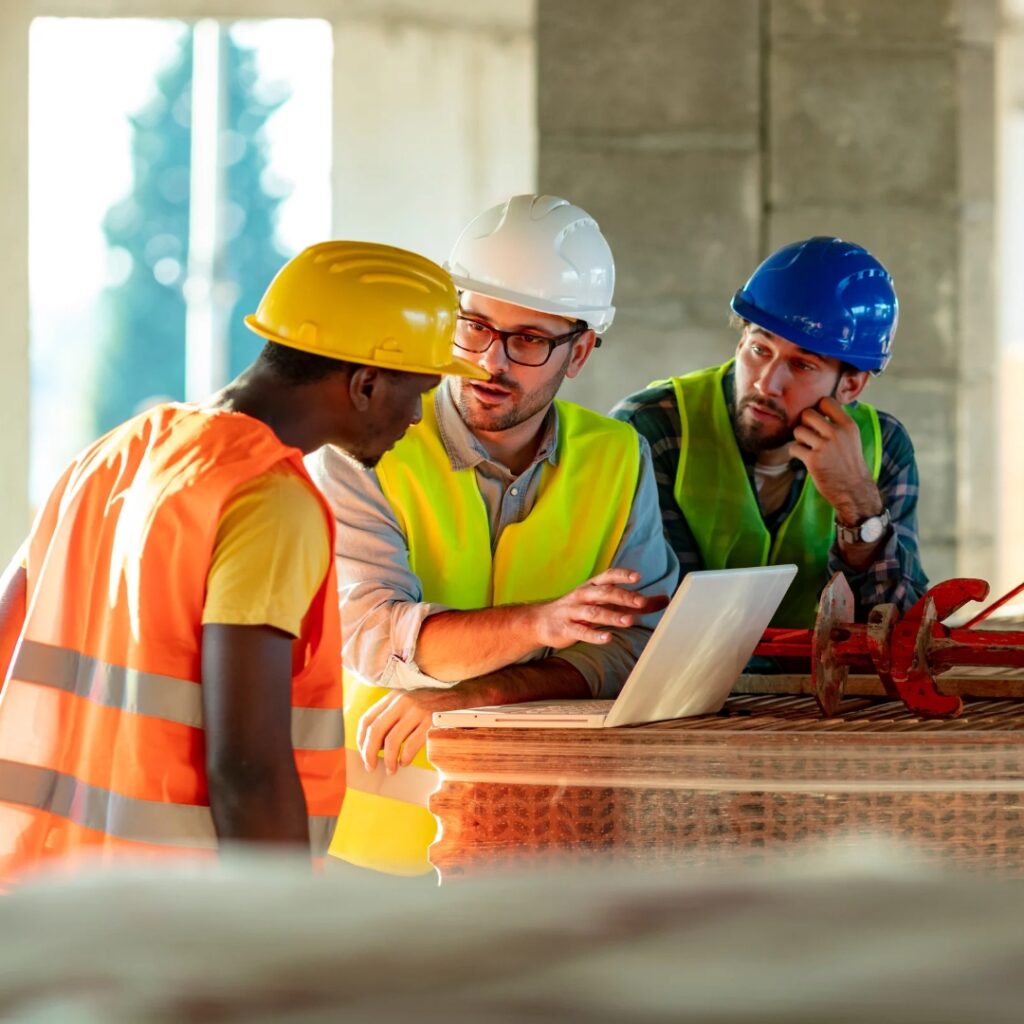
[860,516,885,544]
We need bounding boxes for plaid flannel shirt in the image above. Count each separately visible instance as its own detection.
[610,367,929,621]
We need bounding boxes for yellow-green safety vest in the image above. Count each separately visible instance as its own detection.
[330,394,640,875]
[663,360,881,628]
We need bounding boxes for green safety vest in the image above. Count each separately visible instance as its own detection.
[330,394,640,875]
[662,360,881,628]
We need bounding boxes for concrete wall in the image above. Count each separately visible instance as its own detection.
[541,0,761,410]
[541,0,998,585]
[998,0,1024,597]
[0,3,31,564]
[0,0,1006,586]
[333,10,535,261]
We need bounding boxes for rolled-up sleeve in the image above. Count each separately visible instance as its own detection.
[306,446,451,688]
[553,436,680,699]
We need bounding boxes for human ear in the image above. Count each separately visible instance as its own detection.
[347,365,380,411]
[835,369,870,405]
[565,330,598,380]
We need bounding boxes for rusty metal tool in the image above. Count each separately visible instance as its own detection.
[754,575,1024,719]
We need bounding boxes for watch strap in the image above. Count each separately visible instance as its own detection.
[836,508,891,545]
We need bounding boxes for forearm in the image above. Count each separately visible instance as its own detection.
[832,480,885,572]
[207,757,310,848]
[415,604,543,682]
[449,656,591,707]
[202,623,311,849]
[829,417,929,616]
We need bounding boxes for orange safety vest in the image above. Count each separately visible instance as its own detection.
[0,404,345,882]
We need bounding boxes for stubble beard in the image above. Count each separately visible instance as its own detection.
[452,363,569,434]
[732,396,795,456]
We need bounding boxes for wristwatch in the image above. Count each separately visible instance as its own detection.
[835,509,891,545]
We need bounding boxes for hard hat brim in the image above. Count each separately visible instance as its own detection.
[244,316,490,380]
[729,294,890,373]
[449,274,615,334]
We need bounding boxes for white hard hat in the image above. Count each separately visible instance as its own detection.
[446,194,616,333]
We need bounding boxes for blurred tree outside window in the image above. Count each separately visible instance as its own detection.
[97,22,296,433]
[29,18,332,503]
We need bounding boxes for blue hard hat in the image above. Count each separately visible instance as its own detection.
[730,236,898,373]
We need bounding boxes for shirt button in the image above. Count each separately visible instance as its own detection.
[510,487,519,497]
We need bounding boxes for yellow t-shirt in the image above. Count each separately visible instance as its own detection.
[202,464,331,638]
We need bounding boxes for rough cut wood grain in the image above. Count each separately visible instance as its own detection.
[427,695,1024,879]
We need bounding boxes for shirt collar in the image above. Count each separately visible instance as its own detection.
[435,379,560,474]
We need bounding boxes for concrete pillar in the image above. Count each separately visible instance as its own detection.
[538,0,762,415]
[0,0,30,564]
[998,0,1024,595]
[332,1,536,262]
[957,2,999,586]
[767,0,996,584]
[538,0,998,586]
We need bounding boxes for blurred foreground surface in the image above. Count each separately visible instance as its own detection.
[0,845,1020,1023]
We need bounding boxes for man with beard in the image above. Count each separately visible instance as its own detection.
[612,236,927,630]
[310,195,678,876]
[0,241,476,881]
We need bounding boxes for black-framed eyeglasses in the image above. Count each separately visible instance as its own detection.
[454,316,587,367]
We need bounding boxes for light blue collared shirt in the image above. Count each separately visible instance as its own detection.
[308,380,679,699]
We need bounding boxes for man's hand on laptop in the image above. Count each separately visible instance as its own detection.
[357,682,494,775]
[532,569,669,650]
[356,573,671,774]
[357,659,600,773]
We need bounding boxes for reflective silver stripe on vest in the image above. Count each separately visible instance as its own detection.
[0,759,218,849]
[343,749,439,807]
[12,639,344,751]
[291,706,344,751]
[14,638,204,728]
[309,815,337,856]
[0,760,339,855]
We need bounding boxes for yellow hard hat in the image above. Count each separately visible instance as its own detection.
[245,241,488,379]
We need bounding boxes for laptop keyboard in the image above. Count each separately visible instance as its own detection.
[506,700,614,715]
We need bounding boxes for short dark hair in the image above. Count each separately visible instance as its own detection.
[731,317,861,377]
[256,341,354,385]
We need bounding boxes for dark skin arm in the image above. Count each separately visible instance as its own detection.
[201,623,309,848]
[0,550,27,685]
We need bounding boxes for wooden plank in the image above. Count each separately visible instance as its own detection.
[427,695,1024,879]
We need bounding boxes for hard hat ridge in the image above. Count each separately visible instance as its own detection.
[730,236,898,373]
[245,241,488,380]
[447,193,617,333]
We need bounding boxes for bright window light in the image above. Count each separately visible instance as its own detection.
[28,17,332,508]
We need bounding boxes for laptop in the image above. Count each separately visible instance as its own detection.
[432,564,798,730]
